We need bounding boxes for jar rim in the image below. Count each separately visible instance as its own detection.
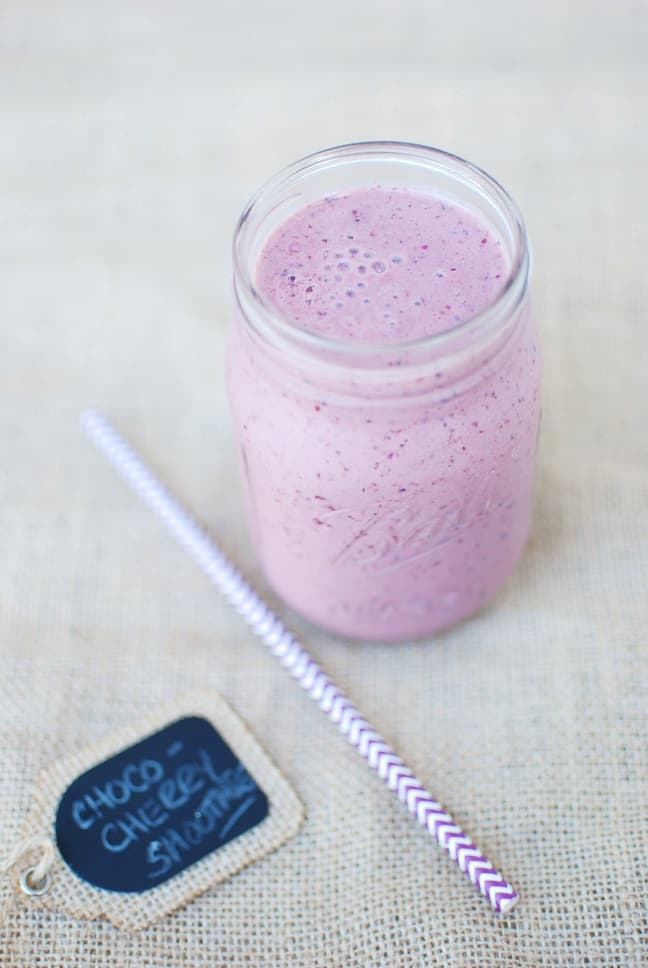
[232,140,530,361]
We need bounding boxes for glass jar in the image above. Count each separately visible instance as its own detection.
[226,142,541,641]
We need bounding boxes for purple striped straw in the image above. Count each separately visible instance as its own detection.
[81,410,519,915]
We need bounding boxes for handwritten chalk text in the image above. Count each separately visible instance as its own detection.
[70,748,258,877]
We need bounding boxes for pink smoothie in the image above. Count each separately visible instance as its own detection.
[255,188,508,342]
[227,186,541,640]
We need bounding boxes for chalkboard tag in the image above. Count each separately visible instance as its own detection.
[10,691,304,930]
[55,715,270,892]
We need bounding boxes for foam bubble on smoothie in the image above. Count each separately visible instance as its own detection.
[255,187,508,342]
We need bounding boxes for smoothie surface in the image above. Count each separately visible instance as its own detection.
[255,186,508,342]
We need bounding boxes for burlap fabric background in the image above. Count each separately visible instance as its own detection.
[1,2,646,965]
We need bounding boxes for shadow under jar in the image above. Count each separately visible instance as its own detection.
[226,142,541,642]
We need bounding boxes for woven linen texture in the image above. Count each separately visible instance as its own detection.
[1,0,647,963]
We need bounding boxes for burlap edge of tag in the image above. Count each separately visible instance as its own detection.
[16,689,305,931]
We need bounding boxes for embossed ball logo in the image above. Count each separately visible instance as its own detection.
[316,479,514,574]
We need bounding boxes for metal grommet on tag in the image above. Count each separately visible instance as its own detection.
[2,834,55,906]
[19,866,51,896]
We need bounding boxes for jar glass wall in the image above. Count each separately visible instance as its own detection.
[226,142,541,641]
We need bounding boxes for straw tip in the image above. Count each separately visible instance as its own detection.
[80,408,100,428]
[497,892,520,916]
[80,410,110,441]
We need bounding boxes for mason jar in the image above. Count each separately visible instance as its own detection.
[226,142,541,641]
